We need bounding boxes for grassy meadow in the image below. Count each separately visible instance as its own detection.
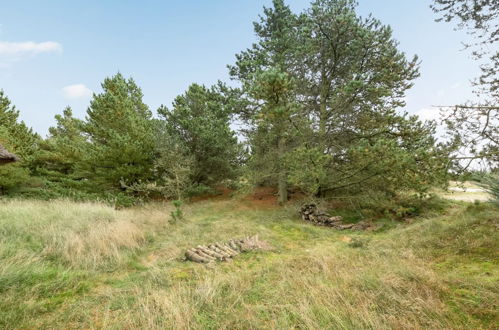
[0,196,497,329]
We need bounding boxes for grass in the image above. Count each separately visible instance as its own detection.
[0,198,497,329]
[437,181,492,202]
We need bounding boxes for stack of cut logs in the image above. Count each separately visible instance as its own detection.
[300,204,368,230]
[185,235,266,263]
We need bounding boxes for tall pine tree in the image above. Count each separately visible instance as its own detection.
[35,107,86,180]
[230,0,447,199]
[79,73,155,190]
[158,83,241,186]
[0,90,39,192]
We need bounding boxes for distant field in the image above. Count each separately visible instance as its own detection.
[0,198,497,329]
[437,181,492,202]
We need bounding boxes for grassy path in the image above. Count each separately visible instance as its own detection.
[0,199,497,329]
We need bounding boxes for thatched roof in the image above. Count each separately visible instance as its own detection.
[0,144,18,165]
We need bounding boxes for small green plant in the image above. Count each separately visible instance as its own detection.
[478,173,498,205]
[348,237,370,249]
[169,199,184,224]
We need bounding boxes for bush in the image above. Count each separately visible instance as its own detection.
[477,173,499,205]
[184,184,214,198]
[3,178,142,207]
[328,192,448,222]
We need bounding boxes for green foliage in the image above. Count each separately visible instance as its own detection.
[4,178,140,207]
[158,83,241,186]
[1,77,241,203]
[169,199,184,224]
[286,147,330,197]
[0,90,40,164]
[0,161,30,193]
[0,2,454,206]
[338,129,447,194]
[248,68,303,203]
[184,184,215,198]
[36,107,85,175]
[330,192,448,223]
[477,173,499,205]
[79,73,156,190]
[442,103,497,169]
[0,127,30,193]
[231,0,447,200]
[229,1,306,203]
[130,127,194,201]
[0,91,39,193]
[24,75,161,203]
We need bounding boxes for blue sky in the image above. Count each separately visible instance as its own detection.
[0,0,482,136]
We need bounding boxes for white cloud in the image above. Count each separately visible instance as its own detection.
[0,41,62,66]
[416,106,456,123]
[416,107,440,121]
[0,41,62,56]
[62,84,93,99]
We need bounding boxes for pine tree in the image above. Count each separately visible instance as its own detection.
[248,69,302,203]
[35,107,86,178]
[0,90,39,192]
[230,0,447,199]
[158,83,241,186]
[229,0,301,203]
[79,73,155,190]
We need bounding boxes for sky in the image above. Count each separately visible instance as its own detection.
[0,0,483,136]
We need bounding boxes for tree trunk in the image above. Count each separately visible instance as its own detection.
[278,171,288,204]
[318,53,329,152]
[277,135,288,204]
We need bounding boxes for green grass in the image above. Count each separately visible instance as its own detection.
[0,198,497,329]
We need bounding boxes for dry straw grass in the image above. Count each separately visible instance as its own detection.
[0,199,172,269]
[0,198,497,329]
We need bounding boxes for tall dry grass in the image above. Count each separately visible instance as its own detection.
[0,199,172,269]
[104,244,458,329]
[1,198,497,329]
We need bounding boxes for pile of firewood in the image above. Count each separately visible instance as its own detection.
[185,235,268,263]
[300,204,369,230]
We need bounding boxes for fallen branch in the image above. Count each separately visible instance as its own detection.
[300,204,371,230]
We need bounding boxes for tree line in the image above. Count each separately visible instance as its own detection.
[2,0,483,206]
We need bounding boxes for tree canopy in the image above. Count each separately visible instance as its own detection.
[0,0,456,205]
[432,0,498,169]
[230,0,445,202]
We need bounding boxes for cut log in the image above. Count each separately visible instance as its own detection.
[185,250,211,263]
[299,203,369,230]
[185,235,270,263]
